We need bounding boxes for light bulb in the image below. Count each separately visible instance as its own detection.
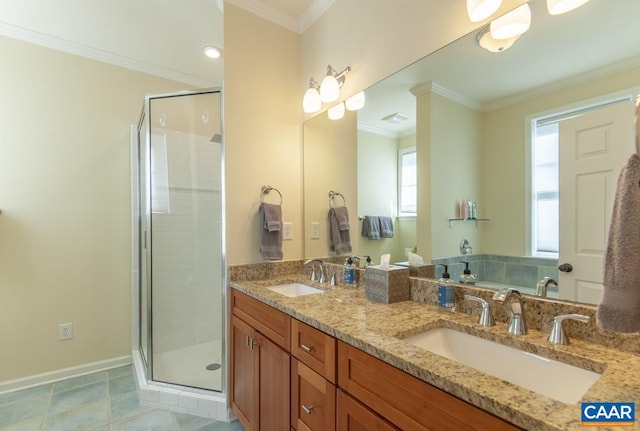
[320,74,340,103]
[477,26,520,52]
[345,91,366,111]
[467,0,502,22]
[490,3,531,40]
[303,87,322,113]
[328,102,345,120]
[203,46,222,59]
[547,0,589,15]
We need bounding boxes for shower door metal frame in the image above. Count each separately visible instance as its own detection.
[138,88,226,393]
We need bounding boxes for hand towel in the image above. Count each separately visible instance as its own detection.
[379,216,394,238]
[597,154,640,333]
[259,203,283,260]
[361,216,381,240]
[328,206,352,255]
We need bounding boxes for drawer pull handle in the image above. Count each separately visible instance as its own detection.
[302,404,314,414]
[245,336,250,346]
[300,344,314,352]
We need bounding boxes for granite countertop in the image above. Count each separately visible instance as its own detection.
[230,276,640,431]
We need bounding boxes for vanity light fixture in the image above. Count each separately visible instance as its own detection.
[328,102,345,120]
[303,79,322,113]
[203,46,222,59]
[467,0,502,22]
[546,0,589,15]
[303,64,351,113]
[490,3,531,39]
[476,25,520,52]
[345,91,366,111]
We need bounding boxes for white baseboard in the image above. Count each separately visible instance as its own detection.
[0,355,132,395]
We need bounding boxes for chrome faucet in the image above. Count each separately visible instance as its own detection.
[536,277,558,297]
[303,259,327,284]
[492,288,527,335]
[548,314,590,345]
[464,295,494,327]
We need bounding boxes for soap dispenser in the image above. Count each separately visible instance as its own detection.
[438,265,456,312]
[344,257,355,285]
[459,261,478,285]
[364,255,373,267]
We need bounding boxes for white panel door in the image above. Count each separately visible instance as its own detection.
[558,100,635,303]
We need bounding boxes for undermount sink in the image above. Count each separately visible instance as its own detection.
[266,283,324,297]
[402,327,601,404]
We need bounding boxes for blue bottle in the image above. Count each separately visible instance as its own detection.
[438,264,456,312]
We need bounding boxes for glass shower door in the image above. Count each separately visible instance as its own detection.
[140,89,224,392]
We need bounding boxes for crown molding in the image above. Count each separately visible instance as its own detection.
[0,22,216,88]
[484,56,640,111]
[357,123,400,138]
[227,0,333,33]
[410,81,482,111]
[300,0,335,33]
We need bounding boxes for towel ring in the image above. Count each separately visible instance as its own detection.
[328,190,346,208]
[261,185,283,205]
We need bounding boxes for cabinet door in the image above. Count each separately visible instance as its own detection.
[291,358,336,431]
[230,315,258,431]
[258,331,291,431]
[337,389,399,431]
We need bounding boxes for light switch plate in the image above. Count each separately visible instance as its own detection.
[283,222,293,240]
[311,222,320,240]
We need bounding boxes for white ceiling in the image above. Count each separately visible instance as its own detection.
[0,0,329,88]
[357,0,640,136]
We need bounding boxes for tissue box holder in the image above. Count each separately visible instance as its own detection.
[364,265,410,304]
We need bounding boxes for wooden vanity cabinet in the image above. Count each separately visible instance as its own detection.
[230,290,291,431]
[337,341,521,431]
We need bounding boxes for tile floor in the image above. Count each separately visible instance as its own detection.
[0,365,244,431]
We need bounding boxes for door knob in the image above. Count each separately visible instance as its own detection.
[558,263,573,273]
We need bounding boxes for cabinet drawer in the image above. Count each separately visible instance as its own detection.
[291,319,337,383]
[231,289,291,351]
[337,389,400,431]
[337,341,520,431]
[291,358,336,431]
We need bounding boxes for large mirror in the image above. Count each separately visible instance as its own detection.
[303,0,640,305]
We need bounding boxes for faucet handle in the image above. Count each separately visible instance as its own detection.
[548,314,590,345]
[464,295,495,327]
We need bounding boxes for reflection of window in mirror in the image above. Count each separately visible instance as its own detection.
[398,146,417,217]
[532,123,559,257]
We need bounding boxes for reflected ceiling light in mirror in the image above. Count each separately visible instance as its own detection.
[467,0,502,22]
[203,46,222,59]
[490,3,531,39]
[546,0,589,15]
[476,26,520,52]
[328,102,345,120]
[345,91,366,111]
[303,78,322,113]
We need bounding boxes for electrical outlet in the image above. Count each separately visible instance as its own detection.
[58,323,73,340]
[282,222,293,240]
[311,222,320,240]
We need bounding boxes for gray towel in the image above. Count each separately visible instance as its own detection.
[361,216,380,240]
[328,206,352,254]
[597,154,640,333]
[259,203,283,260]
[379,216,394,238]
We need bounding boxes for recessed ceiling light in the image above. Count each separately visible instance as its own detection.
[204,46,222,59]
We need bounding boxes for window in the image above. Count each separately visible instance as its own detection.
[398,146,417,216]
[532,123,559,256]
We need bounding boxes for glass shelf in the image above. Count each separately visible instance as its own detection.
[448,218,490,227]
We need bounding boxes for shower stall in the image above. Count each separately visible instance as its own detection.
[132,88,226,418]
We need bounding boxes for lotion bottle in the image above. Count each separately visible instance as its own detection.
[438,265,456,312]
[344,257,355,285]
